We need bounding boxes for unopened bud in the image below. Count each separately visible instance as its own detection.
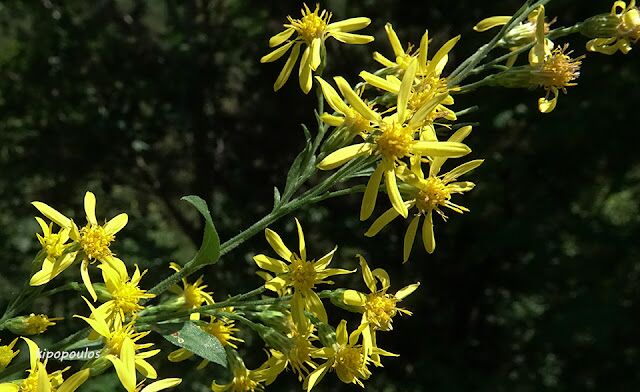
[580,14,620,39]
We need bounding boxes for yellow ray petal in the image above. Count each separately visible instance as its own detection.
[473,16,511,32]
[364,206,401,237]
[84,192,98,226]
[333,77,379,122]
[360,164,384,221]
[274,43,301,91]
[422,211,435,254]
[384,23,404,58]
[327,17,371,33]
[260,40,295,63]
[403,215,421,262]
[58,369,91,392]
[412,141,470,157]
[357,254,376,292]
[396,282,420,300]
[32,202,71,228]
[315,76,350,114]
[317,143,374,170]
[331,32,374,44]
[397,58,418,123]
[298,46,313,94]
[265,229,292,260]
[295,218,306,261]
[268,28,295,47]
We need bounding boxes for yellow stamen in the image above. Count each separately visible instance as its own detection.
[286,4,331,43]
[536,45,583,90]
[334,345,365,383]
[289,256,317,292]
[364,293,399,331]
[79,224,114,260]
[374,123,413,161]
[415,177,451,212]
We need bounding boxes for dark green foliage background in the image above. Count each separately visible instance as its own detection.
[1,1,639,391]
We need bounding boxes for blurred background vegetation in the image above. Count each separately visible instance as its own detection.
[1,0,639,391]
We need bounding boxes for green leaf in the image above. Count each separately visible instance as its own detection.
[181,195,220,266]
[160,321,227,367]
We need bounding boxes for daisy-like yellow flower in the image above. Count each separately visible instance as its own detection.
[317,61,471,220]
[342,256,418,364]
[0,337,90,392]
[474,6,554,66]
[372,23,416,71]
[371,23,460,81]
[265,298,321,382]
[96,263,155,327]
[212,351,273,392]
[528,7,583,113]
[105,338,181,392]
[168,262,214,320]
[261,3,373,93]
[315,76,375,139]
[0,338,20,371]
[5,313,63,336]
[304,320,395,391]
[75,298,160,386]
[30,217,77,286]
[365,128,482,258]
[586,0,640,54]
[254,218,352,323]
[360,30,460,122]
[32,191,128,301]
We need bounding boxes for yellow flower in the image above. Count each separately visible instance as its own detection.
[365,127,482,259]
[315,76,376,138]
[342,256,418,364]
[32,191,129,301]
[371,23,460,81]
[96,263,155,327]
[75,298,160,387]
[202,313,244,350]
[304,320,395,391]
[586,0,640,54]
[318,61,471,220]
[253,218,353,323]
[360,29,460,123]
[30,218,77,286]
[528,7,583,113]
[0,337,90,392]
[0,338,20,370]
[168,262,214,317]
[371,23,415,70]
[211,351,272,392]
[5,313,63,336]
[261,3,373,93]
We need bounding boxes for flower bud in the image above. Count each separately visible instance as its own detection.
[580,14,621,39]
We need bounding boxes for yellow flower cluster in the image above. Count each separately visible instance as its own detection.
[245,220,419,391]
[14,191,182,392]
[312,24,482,260]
